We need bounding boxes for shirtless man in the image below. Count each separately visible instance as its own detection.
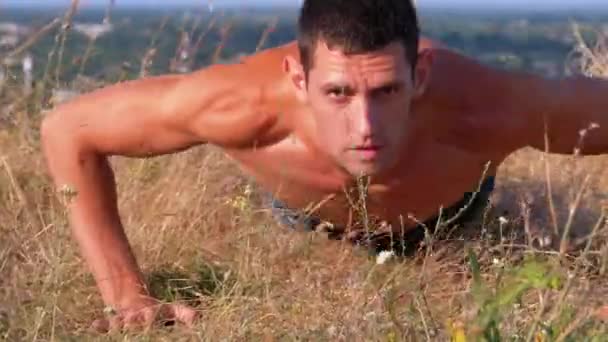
[41,0,608,332]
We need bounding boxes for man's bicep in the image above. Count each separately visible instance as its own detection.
[47,59,280,157]
[522,75,608,155]
[499,71,593,155]
[42,73,206,158]
[170,63,284,149]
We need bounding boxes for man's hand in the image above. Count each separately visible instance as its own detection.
[90,295,199,333]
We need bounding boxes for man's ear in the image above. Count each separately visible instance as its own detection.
[412,49,433,99]
[283,55,308,102]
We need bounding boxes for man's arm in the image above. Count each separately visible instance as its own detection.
[40,62,282,323]
[508,72,608,155]
[430,47,608,157]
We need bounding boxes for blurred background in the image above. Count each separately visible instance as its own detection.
[1,0,607,87]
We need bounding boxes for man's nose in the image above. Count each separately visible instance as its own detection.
[353,97,376,137]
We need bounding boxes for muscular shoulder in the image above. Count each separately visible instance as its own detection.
[418,45,527,159]
[168,42,299,149]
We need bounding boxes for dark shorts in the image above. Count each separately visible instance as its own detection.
[266,176,496,255]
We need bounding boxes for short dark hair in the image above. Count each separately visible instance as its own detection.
[297,0,420,77]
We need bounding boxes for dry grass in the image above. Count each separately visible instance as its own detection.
[1,5,608,341]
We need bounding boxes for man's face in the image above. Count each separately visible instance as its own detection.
[292,40,429,177]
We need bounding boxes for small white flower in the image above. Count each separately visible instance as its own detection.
[540,235,552,248]
[499,216,509,225]
[579,128,587,137]
[376,250,395,265]
[103,306,116,315]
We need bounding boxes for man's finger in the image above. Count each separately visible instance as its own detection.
[123,311,150,331]
[142,307,158,328]
[108,315,124,333]
[170,304,199,327]
[90,318,110,333]
[91,315,124,334]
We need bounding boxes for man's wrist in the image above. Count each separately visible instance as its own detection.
[112,289,157,312]
[99,272,151,311]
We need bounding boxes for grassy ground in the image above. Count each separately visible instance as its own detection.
[1,6,608,341]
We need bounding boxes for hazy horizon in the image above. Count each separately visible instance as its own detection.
[2,0,608,11]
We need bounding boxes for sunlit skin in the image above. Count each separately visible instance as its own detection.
[40,36,608,330]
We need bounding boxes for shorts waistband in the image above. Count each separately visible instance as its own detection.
[265,176,496,255]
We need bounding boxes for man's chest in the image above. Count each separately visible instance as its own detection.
[224,132,498,227]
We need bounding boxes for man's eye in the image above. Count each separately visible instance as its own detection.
[379,86,399,95]
[327,87,350,98]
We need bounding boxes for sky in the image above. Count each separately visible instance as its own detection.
[3,0,608,10]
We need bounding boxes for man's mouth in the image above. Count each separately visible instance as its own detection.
[352,144,383,151]
[351,145,383,159]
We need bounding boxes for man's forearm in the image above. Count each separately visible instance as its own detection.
[549,76,608,155]
[41,117,149,310]
[67,155,149,310]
